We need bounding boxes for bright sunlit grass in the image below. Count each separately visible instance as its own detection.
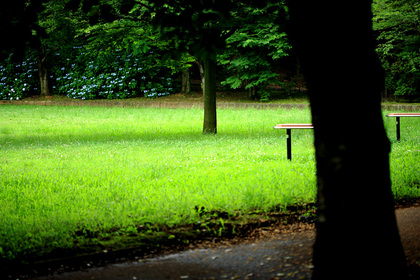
[0,105,418,260]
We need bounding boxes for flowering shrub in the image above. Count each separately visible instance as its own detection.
[51,46,175,100]
[0,52,39,100]
[0,46,175,100]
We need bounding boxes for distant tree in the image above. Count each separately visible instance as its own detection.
[35,0,86,97]
[1,0,87,97]
[286,1,408,279]
[150,0,235,134]
[0,0,58,97]
[151,1,290,131]
[373,0,420,97]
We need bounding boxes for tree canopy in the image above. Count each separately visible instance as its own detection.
[0,0,418,104]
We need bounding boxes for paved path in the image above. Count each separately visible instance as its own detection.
[34,232,315,280]
[33,206,420,280]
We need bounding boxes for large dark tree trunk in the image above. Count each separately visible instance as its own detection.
[286,1,408,279]
[202,56,217,134]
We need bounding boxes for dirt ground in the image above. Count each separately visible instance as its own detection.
[24,206,420,280]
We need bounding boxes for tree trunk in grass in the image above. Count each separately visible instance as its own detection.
[38,49,50,97]
[286,1,408,279]
[203,56,217,134]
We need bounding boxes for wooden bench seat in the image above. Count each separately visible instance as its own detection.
[274,124,314,129]
[386,113,420,117]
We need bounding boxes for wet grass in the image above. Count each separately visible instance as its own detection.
[0,105,418,262]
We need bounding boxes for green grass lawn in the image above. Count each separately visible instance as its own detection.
[0,105,419,261]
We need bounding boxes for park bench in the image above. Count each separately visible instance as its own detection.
[386,113,420,141]
[274,124,313,161]
[275,113,420,160]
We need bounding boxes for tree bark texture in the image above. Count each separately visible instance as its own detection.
[249,87,259,100]
[286,1,408,279]
[181,69,191,95]
[38,59,50,97]
[196,60,205,96]
[202,57,217,134]
[38,50,50,97]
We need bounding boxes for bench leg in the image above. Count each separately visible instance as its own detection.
[396,116,400,141]
[287,129,292,161]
